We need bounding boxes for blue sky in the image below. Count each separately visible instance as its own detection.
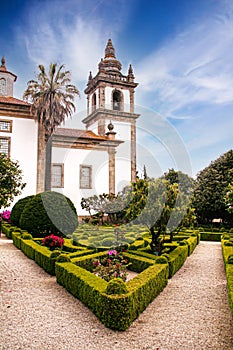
[1,0,233,178]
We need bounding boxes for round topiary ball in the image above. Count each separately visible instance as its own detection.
[105,278,128,295]
[10,195,35,227]
[19,191,78,238]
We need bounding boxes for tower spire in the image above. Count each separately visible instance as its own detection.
[105,39,116,59]
[98,39,122,73]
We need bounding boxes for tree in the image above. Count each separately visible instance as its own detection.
[0,153,26,210]
[23,63,80,191]
[225,183,233,214]
[81,192,129,224]
[125,177,193,253]
[193,150,233,225]
[162,168,195,196]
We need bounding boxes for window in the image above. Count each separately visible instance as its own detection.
[112,90,123,111]
[0,119,12,133]
[0,137,10,157]
[51,164,64,188]
[0,78,6,95]
[92,93,96,111]
[80,165,92,189]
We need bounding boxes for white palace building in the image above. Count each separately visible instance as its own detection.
[0,39,140,215]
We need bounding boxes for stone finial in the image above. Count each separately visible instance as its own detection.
[1,56,6,67]
[106,121,116,139]
[88,71,93,81]
[107,121,114,131]
[128,64,134,81]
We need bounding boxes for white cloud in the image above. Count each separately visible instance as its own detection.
[135,2,233,118]
[18,0,130,82]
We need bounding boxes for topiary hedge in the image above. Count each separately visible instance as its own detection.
[221,238,233,318]
[10,195,35,227]
[55,260,169,330]
[19,191,78,237]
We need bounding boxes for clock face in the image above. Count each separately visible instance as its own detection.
[0,78,6,95]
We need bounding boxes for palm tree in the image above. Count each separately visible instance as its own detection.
[23,63,80,191]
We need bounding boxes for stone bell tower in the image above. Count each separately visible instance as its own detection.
[83,39,140,182]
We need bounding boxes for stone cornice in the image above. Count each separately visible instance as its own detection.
[82,108,140,126]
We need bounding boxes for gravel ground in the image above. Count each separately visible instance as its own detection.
[0,236,232,350]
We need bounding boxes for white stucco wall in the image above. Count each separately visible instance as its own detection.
[0,116,38,209]
[52,147,109,215]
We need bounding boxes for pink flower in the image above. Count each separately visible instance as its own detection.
[108,249,117,256]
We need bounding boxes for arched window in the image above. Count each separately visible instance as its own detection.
[112,90,123,111]
[0,78,6,95]
[92,93,96,111]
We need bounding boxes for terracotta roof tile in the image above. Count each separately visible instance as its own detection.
[54,128,107,140]
[54,127,108,140]
[0,96,30,106]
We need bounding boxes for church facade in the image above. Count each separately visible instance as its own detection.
[0,40,140,215]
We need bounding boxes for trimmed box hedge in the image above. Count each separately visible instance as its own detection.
[225,264,233,318]
[34,245,57,275]
[221,238,233,318]
[5,223,200,329]
[20,239,38,260]
[200,232,222,241]
[55,260,169,330]
[167,245,188,277]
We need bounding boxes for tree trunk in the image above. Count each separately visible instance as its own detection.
[150,226,164,255]
[45,135,52,191]
[36,122,46,193]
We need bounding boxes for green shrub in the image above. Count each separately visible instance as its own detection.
[56,254,71,263]
[34,245,56,275]
[55,261,168,330]
[224,241,233,246]
[10,195,35,226]
[20,239,38,260]
[155,256,168,264]
[227,255,233,264]
[101,238,116,247]
[19,191,78,237]
[229,228,233,233]
[200,232,222,241]
[105,278,128,295]
[226,264,233,318]
[123,252,155,273]
[12,231,21,248]
[50,251,61,259]
[21,233,33,240]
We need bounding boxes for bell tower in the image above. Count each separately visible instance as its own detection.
[83,39,140,182]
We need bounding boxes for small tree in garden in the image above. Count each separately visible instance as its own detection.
[81,191,129,224]
[125,177,194,253]
[0,153,26,210]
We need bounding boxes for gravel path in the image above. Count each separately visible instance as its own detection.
[1,236,232,350]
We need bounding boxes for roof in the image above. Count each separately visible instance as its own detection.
[0,96,30,106]
[54,128,109,141]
